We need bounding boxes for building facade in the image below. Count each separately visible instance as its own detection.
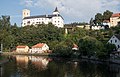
[110,13,120,27]
[22,7,64,28]
[16,45,29,53]
[108,35,120,51]
[31,43,49,53]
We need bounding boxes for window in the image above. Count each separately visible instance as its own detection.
[111,40,112,43]
[27,21,30,24]
[115,40,117,43]
[118,45,120,48]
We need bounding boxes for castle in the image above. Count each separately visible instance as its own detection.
[22,7,64,28]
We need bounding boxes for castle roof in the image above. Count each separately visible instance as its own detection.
[54,7,59,12]
[23,14,64,20]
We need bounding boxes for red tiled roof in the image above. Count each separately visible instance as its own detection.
[73,44,78,48]
[16,45,27,48]
[32,43,45,48]
[111,13,120,17]
[103,20,110,23]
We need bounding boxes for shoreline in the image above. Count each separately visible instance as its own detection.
[2,52,120,65]
[2,52,50,56]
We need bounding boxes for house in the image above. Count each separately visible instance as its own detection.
[108,34,120,51]
[110,13,120,27]
[22,7,64,28]
[91,25,105,30]
[31,43,49,53]
[16,45,29,53]
[102,20,110,27]
[72,44,78,50]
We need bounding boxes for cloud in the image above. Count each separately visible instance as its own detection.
[20,0,33,7]
[21,0,120,23]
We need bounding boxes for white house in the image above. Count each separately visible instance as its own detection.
[91,25,105,30]
[108,34,120,51]
[102,20,110,27]
[72,44,78,50]
[22,7,64,28]
[16,45,29,53]
[31,43,49,53]
[110,13,120,27]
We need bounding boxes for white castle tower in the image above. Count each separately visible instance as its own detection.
[22,9,30,19]
[53,7,60,15]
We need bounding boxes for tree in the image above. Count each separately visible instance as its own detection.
[94,13,103,25]
[78,36,104,57]
[103,10,113,20]
[89,18,94,26]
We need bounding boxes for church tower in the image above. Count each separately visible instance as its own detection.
[53,7,60,15]
[22,9,30,19]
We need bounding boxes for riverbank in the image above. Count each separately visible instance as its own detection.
[2,52,50,56]
[2,52,120,65]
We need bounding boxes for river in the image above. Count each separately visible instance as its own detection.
[0,55,120,77]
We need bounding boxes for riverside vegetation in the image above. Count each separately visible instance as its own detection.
[0,12,119,59]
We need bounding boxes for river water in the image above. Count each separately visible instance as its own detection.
[0,55,120,77]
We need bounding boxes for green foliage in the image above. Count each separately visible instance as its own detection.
[103,10,113,20]
[78,36,104,57]
[94,13,103,25]
[94,10,113,25]
[53,41,73,57]
[104,43,116,55]
[0,15,117,59]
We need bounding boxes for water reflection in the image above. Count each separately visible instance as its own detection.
[15,55,50,71]
[29,56,49,70]
[1,56,120,77]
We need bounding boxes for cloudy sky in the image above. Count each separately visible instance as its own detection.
[0,0,120,26]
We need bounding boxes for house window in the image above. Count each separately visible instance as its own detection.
[115,40,117,43]
[118,45,120,48]
[27,21,30,24]
[111,40,112,43]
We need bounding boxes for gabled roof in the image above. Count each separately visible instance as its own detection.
[114,34,120,40]
[32,43,45,48]
[111,13,120,18]
[16,45,28,48]
[103,20,110,23]
[73,44,78,48]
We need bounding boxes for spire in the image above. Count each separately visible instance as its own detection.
[54,7,58,12]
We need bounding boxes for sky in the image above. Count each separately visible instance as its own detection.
[0,0,120,26]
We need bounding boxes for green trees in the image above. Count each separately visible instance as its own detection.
[0,15,116,59]
[94,13,103,25]
[103,10,113,20]
[78,36,116,59]
[78,36,104,57]
[94,10,113,25]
